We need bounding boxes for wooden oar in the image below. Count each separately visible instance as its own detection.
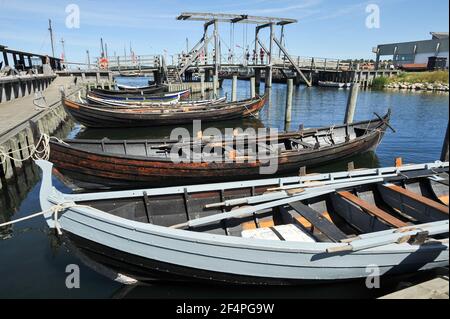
[327,221,448,253]
[205,173,399,209]
[171,177,384,229]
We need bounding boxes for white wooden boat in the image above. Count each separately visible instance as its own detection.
[318,81,352,89]
[37,160,449,285]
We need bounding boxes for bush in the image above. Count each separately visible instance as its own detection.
[392,71,449,84]
[371,76,389,89]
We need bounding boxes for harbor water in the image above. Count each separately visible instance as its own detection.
[0,78,448,298]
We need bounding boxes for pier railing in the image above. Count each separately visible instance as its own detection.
[104,55,161,71]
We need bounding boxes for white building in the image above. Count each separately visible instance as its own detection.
[374,32,449,68]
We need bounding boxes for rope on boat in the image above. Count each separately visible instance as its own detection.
[0,202,88,235]
[0,134,67,171]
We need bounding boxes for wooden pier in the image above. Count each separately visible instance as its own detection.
[380,275,449,299]
[0,76,76,190]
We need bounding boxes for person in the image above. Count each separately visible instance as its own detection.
[199,49,205,64]
[252,49,257,65]
[228,49,233,64]
[245,48,250,64]
[260,48,265,65]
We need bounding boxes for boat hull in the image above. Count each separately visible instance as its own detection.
[65,231,448,285]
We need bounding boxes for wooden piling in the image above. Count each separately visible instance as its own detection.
[213,75,218,98]
[285,78,293,123]
[265,66,273,88]
[231,75,238,102]
[250,77,256,98]
[200,74,205,98]
[254,68,261,89]
[441,122,449,162]
[344,82,360,124]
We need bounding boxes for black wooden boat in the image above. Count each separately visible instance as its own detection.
[63,94,267,128]
[49,110,391,189]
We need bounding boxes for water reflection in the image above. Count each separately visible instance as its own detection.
[74,117,266,140]
[0,164,41,239]
[108,268,444,299]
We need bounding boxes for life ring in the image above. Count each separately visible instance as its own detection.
[99,58,109,69]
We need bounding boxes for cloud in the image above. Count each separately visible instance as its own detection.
[315,2,368,20]
[251,0,322,14]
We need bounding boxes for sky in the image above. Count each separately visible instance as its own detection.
[1,0,449,64]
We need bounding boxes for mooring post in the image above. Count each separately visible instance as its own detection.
[250,77,256,98]
[200,74,205,98]
[344,82,360,124]
[213,75,218,98]
[231,75,238,102]
[255,68,261,90]
[265,66,273,88]
[441,121,449,162]
[285,78,293,123]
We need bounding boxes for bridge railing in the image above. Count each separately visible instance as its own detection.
[169,52,352,71]
[101,55,161,70]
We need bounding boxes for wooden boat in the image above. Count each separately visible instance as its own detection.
[318,81,351,89]
[88,89,190,102]
[118,72,142,77]
[84,95,227,108]
[49,110,391,189]
[93,85,167,95]
[117,83,159,90]
[86,89,190,106]
[62,94,266,128]
[36,160,449,285]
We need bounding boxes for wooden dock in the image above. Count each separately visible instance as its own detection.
[380,275,449,299]
[0,76,80,190]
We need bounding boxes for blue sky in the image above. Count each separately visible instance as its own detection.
[1,0,448,63]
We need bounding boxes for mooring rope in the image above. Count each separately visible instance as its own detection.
[0,202,90,235]
[33,92,68,123]
[0,134,68,170]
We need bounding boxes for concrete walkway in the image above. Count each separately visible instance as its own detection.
[0,76,75,137]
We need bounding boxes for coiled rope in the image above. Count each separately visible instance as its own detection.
[0,133,67,169]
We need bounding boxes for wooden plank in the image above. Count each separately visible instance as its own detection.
[291,138,314,149]
[142,191,153,223]
[288,201,347,242]
[338,191,407,228]
[386,184,449,215]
